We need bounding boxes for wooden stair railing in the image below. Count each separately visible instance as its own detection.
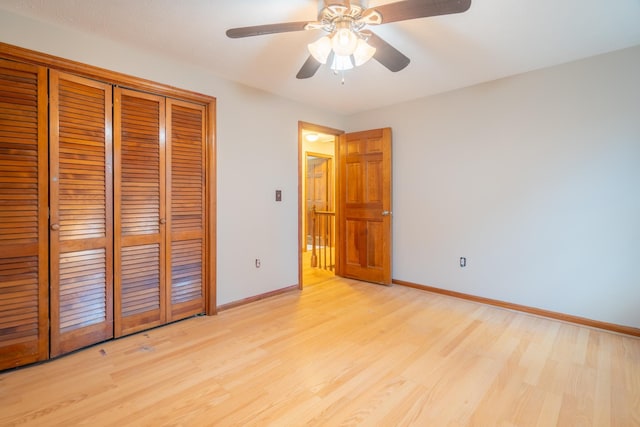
[311,206,335,271]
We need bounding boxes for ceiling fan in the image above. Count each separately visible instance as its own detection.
[226,0,472,79]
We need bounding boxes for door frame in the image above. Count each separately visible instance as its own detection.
[298,121,344,289]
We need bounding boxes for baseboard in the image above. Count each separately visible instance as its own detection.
[393,279,640,338]
[217,285,299,312]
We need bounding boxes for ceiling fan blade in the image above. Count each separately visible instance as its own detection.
[296,55,323,79]
[226,21,311,38]
[367,32,410,72]
[373,0,471,24]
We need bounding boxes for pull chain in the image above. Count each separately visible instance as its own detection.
[332,69,347,85]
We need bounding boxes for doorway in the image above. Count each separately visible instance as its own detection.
[305,154,333,250]
[298,122,343,288]
[298,123,393,288]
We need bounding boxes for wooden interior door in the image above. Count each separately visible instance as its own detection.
[114,88,166,337]
[0,59,49,369]
[49,71,113,357]
[337,128,392,284]
[166,99,206,321]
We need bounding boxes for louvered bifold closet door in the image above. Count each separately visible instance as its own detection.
[166,99,206,321]
[49,71,113,357]
[0,59,48,370]
[114,88,166,337]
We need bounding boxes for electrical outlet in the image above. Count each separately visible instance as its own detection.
[255,258,261,268]
[460,257,466,267]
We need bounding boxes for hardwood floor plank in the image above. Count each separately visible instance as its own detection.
[535,392,563,427]
[1,275,639,426]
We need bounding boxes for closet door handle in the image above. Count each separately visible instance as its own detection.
[159,218,166,225]
[50,223,60,231]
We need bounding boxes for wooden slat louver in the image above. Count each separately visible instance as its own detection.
[0,59,48,370]
[49,71,113,357]
[114,89,166,336]
[171,239,203,302]
[120,244,160,317]
[59,248,107,330]
[167,100,205,320]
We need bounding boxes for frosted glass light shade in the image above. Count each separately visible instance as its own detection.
[308,36,332,64]
[353,38,376,66]
[331,54,354,71]
[331,27,358,56]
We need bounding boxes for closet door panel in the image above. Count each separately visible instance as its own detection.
[166,100,205,321]
[114,88,166,336]
[49,71,113,357]
[0,59,48,369]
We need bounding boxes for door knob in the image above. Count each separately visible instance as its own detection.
[50,223,60,231]
[382,211,392,216]
[159,218,166,225]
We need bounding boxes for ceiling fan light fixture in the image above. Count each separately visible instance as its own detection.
[353,38,376,66]
[308,36,332,64]
[228,0,473,80]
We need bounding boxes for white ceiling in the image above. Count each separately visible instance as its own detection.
[2,0,640,115]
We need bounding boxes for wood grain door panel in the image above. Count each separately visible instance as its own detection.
[338,128,392,284]
[0,59,49,369]
[114,88,166,336]
[49,71,113,357]
[167,100,205,321]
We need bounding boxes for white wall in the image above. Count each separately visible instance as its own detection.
[0,10,346,306]
[348,46,640,328]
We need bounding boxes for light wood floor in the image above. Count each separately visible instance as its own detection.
[303,249,335,286]
[1,275,639,426]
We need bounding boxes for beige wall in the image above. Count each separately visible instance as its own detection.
[348,46,640,328]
